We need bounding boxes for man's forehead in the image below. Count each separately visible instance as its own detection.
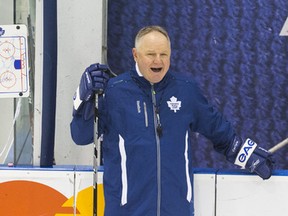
[144,48,170,53]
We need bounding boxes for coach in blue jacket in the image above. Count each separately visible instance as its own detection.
[70,25,274,216]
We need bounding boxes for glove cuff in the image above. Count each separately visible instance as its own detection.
[73,99,95,120]
[73,87,83,111]
[234,138,257,168]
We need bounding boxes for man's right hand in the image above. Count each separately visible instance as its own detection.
[73,63,112,119]
[79,63,111,101]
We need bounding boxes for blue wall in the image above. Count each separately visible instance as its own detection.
[107,0,288,169]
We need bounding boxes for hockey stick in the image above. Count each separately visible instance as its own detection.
[93,67,116,215]
[93,93,103,216]
[268,137,288,153]
[94,1,108,214]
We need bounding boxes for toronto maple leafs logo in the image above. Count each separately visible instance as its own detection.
[0,27,5,36]
[167,96,181,113]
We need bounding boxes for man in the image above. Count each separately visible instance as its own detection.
[70,25,274,216]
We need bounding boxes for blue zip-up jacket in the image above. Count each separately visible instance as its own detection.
[71,68,237,216]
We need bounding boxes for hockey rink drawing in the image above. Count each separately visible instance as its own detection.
[0,25,29,98]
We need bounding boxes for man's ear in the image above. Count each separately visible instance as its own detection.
[132,48,137,62]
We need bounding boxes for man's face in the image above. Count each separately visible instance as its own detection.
[132,31,171,84]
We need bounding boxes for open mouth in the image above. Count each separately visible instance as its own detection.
[151,67,162,73]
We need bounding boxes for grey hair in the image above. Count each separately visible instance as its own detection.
[134,25,170,48]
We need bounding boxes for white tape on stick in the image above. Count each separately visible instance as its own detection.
[269,138,288,153]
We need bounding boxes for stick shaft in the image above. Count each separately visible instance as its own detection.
[268,137,288,153]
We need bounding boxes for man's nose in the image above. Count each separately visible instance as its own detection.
[153,55,161,63]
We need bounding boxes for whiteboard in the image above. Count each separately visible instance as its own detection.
[0,24,29,98]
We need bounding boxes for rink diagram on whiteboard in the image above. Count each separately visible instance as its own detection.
[0,25,29,98]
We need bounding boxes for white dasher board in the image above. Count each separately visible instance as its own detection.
[0,25,29,98]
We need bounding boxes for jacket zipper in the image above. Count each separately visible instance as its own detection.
[151,84,161,216]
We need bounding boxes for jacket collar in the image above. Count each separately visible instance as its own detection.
[130,66,172,92]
